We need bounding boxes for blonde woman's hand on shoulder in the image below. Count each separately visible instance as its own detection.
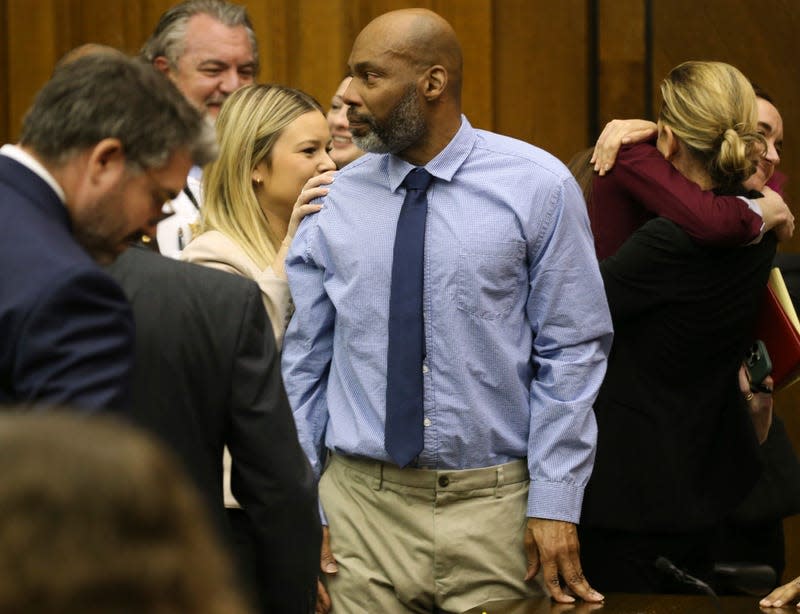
[285,170,336,241]
[272,170,336,281]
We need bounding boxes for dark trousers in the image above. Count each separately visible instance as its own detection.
[226,508,270,614]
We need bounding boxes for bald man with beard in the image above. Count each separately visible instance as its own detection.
[282,8,612,612]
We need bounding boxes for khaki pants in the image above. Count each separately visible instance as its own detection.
[320,454,544,613]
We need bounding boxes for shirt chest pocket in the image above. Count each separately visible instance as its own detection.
[455,239,527,320]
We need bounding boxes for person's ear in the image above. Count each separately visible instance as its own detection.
[422,65,447,101]
[251,169,264,187]
[658,124,680,161]
[153,56,171,76]
[86,138,127,187]
[662,126,679,160]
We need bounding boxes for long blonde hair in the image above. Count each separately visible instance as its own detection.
[201,84,323,269]
[659,61,764,191]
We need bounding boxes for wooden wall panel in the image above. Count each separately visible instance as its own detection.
[2,0,179,142]
[494,0,589,163]
[257,0,341,102]
[434,0,493,131]
[290,0,354,111]
[248,0,291,86]
[0,0,7,145]
[596,0,647,128]
[6,0,59,140]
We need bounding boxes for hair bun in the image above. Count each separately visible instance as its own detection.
[658,61,763,191]
[714,126,755,185]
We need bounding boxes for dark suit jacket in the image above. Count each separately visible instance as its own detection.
[582,218,776,532]
[107,247,320,613]
[0,154,134,411]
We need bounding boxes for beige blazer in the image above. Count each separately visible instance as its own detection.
[181,230,292,349]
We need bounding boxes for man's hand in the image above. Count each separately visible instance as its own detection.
[315,526,337,614]
[524,518,604,604]
[760,574,800,608]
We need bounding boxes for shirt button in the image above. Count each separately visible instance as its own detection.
[423,417,431,427]
[422,364,429,374]
[438,475,449,487]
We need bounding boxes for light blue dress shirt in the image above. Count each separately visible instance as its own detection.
[282,116,613,522]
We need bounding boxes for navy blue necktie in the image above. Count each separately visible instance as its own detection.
[385,167,433,467]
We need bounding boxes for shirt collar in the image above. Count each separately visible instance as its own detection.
[188,164,203,181]
[0,144,67,203]
[386,115,476,192]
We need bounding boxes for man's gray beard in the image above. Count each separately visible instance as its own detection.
[352,129,391,154]
[351,85,426,155]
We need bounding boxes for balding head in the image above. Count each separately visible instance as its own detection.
[345,9,463,164]
[55,43,127,70]
[355,9,463,98]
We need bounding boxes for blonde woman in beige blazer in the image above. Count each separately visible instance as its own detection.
[182,84,335,349]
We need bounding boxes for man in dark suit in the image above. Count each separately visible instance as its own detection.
[108,246,320,614]
[0,53,215,411]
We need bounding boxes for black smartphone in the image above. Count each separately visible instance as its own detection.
[745,340,772,392]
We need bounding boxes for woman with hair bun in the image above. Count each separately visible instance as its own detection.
[578,61,779,593]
